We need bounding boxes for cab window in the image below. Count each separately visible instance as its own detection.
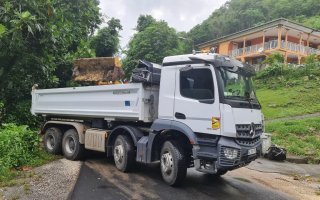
[180,68,214,100]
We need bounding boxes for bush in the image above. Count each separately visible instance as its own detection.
[4,100,42,128]
[263,53,284,65]
[256,63,284,79]
[0,124,53,182]
[255,56,320,89]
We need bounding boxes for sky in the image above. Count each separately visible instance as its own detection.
[99,0,228,49]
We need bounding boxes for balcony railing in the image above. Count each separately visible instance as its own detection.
[229,40,320,57]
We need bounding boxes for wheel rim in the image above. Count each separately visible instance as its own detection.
[65,136,76,154]
[46,134,55,150]
[114,144,124,164]
[161,151,173,175]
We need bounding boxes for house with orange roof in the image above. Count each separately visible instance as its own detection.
[197,18,320,67]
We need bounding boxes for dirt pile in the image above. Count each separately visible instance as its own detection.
[72,57,125,83]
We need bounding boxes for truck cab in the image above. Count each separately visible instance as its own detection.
[33,53,263,186]
[148,53,263,182]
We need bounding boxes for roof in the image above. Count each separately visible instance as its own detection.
[163,53,216,64]
[197,18,320,48]
[162,53,241,67]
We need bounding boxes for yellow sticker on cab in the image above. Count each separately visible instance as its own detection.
[212,117,220,130]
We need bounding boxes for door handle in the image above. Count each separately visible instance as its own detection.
[175,112,186,119]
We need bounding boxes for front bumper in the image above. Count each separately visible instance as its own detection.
[193,136,262,171]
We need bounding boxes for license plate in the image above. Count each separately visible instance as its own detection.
[248,148,256,155]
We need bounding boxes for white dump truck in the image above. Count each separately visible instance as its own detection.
[31,53,264,186]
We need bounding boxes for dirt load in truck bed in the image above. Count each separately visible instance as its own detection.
[72,57,125,83]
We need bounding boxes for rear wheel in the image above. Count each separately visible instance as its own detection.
[44,127,62,155]
[113,135,135,172]
[62,129,84,160]
[160,140,187,186]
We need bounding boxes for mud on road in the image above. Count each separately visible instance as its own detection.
[70,158,293,200]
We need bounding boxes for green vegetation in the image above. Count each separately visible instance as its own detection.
[266,117,320,160]
[0,0,102,127]
[122,15,190,76]
[0,0,318,184]
[256,82,320,120]
[0,124,57,186]
[188,0,320,44]
[255,55,320,158]
[255,54,320,119]
[90,18,123,57]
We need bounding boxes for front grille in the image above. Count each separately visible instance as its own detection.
[235,137,261,146]
[235,123,262,147]
[236,123,263,139]
[219,146,241,166]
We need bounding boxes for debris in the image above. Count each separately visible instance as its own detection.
[72,57,125,83]
[20,166,32,171]
[293,175,300,180]
[266,144,287,161]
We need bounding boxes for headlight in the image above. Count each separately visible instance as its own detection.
[223,148,238,160]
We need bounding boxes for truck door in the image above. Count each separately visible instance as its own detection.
[174,64,221,135]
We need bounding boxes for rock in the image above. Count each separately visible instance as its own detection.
[293,175,300,180]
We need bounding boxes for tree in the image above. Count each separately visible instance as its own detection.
[188,0,320,45]
[136,15,156,32]
[303,15,320,30]
[91,18,122,57]
[122,17,187,76]
[0,0,102,126]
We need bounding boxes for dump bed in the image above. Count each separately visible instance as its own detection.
[31,83,159,122]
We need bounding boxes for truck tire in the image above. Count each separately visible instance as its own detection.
[62,129,84,160]
[160,140,187,186]
[113,135,135,172]
[44,127,63,155]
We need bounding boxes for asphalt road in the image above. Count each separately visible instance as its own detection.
[69,155,291,200]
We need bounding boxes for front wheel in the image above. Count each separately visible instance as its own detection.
[160,140,187,186]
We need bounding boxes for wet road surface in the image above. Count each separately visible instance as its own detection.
[69,155,292,200]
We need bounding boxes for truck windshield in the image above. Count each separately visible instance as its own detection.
[217,67,257,101]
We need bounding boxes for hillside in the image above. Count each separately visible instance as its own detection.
[254,64,320,161]
[255,77,320,120]
[188,0,320,45]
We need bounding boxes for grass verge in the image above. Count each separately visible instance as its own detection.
[256,81,320,120]
[266,117,320,161]
[254,68,320,121]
